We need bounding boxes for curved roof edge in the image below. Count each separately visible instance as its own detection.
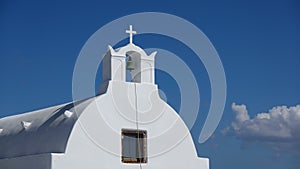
[0,96,97,159]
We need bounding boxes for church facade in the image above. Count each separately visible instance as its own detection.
[0,26,209,169]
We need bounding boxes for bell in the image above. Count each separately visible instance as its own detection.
[126,56,135,71]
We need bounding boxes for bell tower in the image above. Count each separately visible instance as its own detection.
[102,25,157,84]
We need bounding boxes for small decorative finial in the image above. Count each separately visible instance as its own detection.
[126,25,137,44]
[21,121,32,130]
[64,110,74,118]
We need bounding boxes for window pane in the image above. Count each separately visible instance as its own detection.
[123,134,137,158]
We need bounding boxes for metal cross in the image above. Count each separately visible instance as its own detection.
[126,25,136,44]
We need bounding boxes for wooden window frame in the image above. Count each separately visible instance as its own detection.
[121,129,147,163]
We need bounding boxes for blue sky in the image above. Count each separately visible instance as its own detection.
[0,0,299,169]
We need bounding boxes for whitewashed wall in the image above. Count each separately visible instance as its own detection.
[51,81,209,169]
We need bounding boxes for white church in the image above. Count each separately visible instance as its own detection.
[0,25,209,169]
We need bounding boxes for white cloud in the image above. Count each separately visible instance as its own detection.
[225,103,300,153]
[231,103,250,131]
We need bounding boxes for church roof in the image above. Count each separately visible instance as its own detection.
[0,97,96,159]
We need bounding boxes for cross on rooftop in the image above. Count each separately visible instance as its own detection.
[126,25,136,44]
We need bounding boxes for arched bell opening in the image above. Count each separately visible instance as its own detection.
[125,51,141,83]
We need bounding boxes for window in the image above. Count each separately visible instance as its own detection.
[121,129,147,163]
